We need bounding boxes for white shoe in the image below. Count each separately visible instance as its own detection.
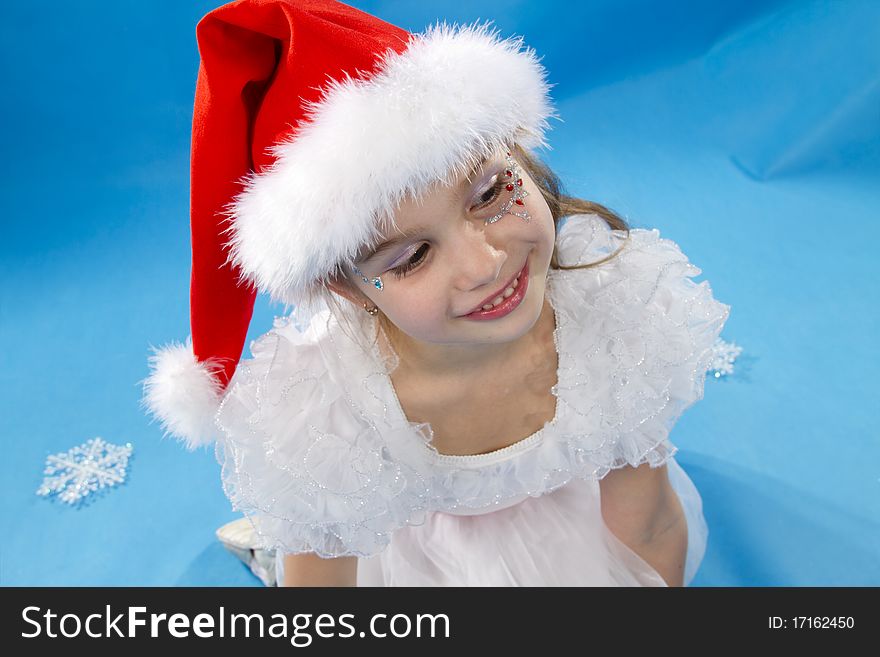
[216,517,277,587]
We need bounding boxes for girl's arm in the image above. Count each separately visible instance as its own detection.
[599,462,688,587]
[282,553,359,587]
[629,506,687,587]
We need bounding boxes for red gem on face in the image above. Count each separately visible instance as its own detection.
[505,170,512,177]
[506,183,515,191]
[516,179,523,186]
[515,199,524,205]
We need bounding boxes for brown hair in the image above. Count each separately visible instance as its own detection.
[322,142,632,347]
[512,144,631,271]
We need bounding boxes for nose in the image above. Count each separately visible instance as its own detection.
[449,221,507,292]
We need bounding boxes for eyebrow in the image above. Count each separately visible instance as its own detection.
[358,154,494,265]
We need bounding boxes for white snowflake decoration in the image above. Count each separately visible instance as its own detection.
[36,437,133,506]
[707,337,743,379]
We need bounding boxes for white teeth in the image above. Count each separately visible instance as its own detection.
[476,275,522,312]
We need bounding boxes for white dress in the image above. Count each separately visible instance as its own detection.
[213,213,730,586]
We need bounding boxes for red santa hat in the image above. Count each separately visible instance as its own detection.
[142,0,556,450]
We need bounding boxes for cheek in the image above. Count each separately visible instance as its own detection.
[385,290,444,324]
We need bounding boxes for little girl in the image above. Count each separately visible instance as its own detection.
[144,0,729,587]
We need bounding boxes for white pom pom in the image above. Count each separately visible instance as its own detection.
[141,337,225,450]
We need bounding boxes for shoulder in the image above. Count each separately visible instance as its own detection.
[553,213,730,331]
[555,213,627,266]
[217,310,355,437]
[549,213,730,470]
[556,212,705,278]
[214,309,431,559]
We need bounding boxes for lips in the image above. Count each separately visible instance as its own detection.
[463,261,527,316]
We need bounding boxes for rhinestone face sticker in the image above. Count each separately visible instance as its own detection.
[36,437,133,506]
[351,265,383,290]
[485,151,532,225]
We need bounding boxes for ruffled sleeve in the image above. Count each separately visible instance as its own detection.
[552,213,731,472]
[213,311,431,559]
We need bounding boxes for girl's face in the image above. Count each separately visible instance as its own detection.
[336,146,555,364]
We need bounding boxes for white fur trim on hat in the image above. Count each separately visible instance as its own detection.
[142,338,224,450]
[223,20,558,305]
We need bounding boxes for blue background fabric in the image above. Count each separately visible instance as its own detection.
[1,0,877,586]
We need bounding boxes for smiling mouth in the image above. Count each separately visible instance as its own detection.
[461,261,528,316]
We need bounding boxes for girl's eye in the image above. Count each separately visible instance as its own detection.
[474,175,506,210]
[387,174,508,280]
[391,243,429,278]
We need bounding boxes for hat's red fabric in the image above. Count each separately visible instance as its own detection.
[190,0,410,387]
